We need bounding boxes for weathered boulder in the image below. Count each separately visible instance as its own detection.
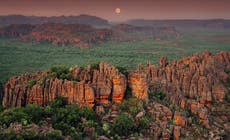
[148,102,172,122]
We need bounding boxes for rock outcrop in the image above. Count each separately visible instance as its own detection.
[3,51,229,110]
[148,102,172,122]
[20,23,112,47]
[130,51,230,128]
[128,72,148,100]
[2,62,126,108]
[1,51,230,140]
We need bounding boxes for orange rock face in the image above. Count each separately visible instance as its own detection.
[2,62,126,108]
[112,75,127,103]
[173,112,187,127]
[173,126,181,140]
[132,51,230,127]
[128,72,148,100]
[147,51,229,103]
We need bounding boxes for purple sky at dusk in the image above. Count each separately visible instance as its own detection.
[0,0,229,21]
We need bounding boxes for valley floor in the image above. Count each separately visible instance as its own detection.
[0,30,230,83]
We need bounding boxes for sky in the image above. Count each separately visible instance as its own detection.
[0,0,229,21]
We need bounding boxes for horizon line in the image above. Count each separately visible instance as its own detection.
[0,14,230,21]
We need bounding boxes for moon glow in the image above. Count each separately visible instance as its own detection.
[115,8,121,14]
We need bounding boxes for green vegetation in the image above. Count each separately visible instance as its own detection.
[1,30,230,83]
[137,116,149,130]
[112,114,136,136]
[0,97,97,139]
[0,96,155,139]
[148,90,166,102]
[28,79,37,89]
[49,65,72,80]
[219,130,226,137]
[0,82,3,102]
[119,97,146,117]
[0,107,29,126]
[115,66,129,77]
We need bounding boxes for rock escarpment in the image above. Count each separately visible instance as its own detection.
[2,62,126,108]
[126,51,230,139]
[1,51,230,139]
[129,51,230,127]
[3,51,229,110]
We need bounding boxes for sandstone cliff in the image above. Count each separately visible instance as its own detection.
[129,51,230,128]
[3,51,229,110]
[2,62,126,108]
[1,51,230,139]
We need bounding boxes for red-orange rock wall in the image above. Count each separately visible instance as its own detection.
[2,62,126,108]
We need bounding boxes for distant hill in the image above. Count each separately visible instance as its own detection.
[0,15,110,27]
[110,24,179,42]
[0,23,112,48]
[126,19,230,30]
[0,23,179,48]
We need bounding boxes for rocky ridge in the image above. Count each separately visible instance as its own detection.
[0,23,179,48]
[1,51,230,139]
[2,62,126,108]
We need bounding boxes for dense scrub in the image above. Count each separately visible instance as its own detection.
[0,96,157,139]
[0,97,96,139]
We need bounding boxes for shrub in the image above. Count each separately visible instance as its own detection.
[23,104,45,124]
[82,120,98,128]
[112,114,136,136]
[51,107,68,125]
[119,97,145,116]
[64,105,81,126]
[45,130,64,140]
[21,129,38,139]
[53,121,74,136]
[50,65,72,80]
[0,129,24,140]
[49,103,97,136]
[90,62,100,70]
[44,105,53,116]
[138,117,149,130]
[0,107,29,126]
[102,123,111,136]
[28,79,37,89]
[69,131,83,140]
[219,130,226,137]
[80,106,96,120]
[49,96,68,109]
[148,90,166,101]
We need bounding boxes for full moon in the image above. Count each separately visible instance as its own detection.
[115,8,121,14]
